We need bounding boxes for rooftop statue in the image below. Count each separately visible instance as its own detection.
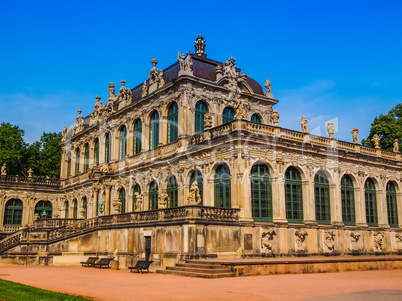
[194,34,206,56]
[351,128,359,144]
[301,116,309,133]
[373,134,381,149]
[178,52,193,72]
[223,57,237,79]
[327,122,335,139]
[394,139,399,153]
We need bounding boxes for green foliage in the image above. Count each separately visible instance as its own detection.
[0,122,62,178]
[362,103,402,152]
[0,278,92,301]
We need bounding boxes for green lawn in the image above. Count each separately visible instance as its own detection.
[0,279,92,301]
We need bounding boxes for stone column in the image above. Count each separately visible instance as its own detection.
[355,181,367,227]
[397,192,402,228]
[143,123,150,152]
[303,180,315,224]
[377,188,388,227]
[0,193,5,230]
[159,116,167,146]
[60,150,66,179]
[330,182,343,225]
[272,174,287,223]
[99,134,105,165]
[205,178,215,207]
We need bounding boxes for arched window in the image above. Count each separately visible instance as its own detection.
[251,163,272,221]
[167,102,179,143]
[195,101,209,133]
[3,199,23,225]
[67,152,71,178]
[386,182,398,228]
[214,164,231,208]
[118,188,126,214]
[251,114,262,124]
[105,132,111,164]
[132,184,141,211]
[118,126,127,160]
[72,199,78,219]
[133,119,142,155]
[365,178,378,227]
[222,107,235,124]
[167,176,178,208]
[189,169,203,205]
[149,111,159,150]
[84,143,89,172]
[315,171,330,224]
[82,197,87,219]
[149,181,158,210]
[341,175,355,225]
[64,201,69,218]
[94,138,99,166]
[75,148,80,176]
[35,201,52,219]
[285,167,303,223]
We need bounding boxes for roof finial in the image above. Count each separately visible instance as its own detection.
[195,34,206,57]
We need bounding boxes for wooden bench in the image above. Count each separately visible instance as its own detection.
[128,260,153,273]
[80,257,98,267]
[94,258,113,269]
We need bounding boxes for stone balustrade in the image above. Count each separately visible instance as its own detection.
[0,175,60,187]
[0,225,22,233]
[33,218,83,229]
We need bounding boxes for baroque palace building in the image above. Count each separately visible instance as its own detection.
[0,36,401,268]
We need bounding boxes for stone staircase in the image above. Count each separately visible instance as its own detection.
[156,260,235,278]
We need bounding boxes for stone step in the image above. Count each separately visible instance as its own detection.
[166,266,232,274]
[185,260,225,265]
[176,263,229,269]
[156,269,235,278]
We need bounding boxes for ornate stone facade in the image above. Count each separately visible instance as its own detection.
[1,36,401,268]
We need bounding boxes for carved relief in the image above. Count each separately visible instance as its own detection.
[186,181,201,205]
[261,228,276,255]
[374,231,384,252]
[295,229,308,252]
[324,230,335,253]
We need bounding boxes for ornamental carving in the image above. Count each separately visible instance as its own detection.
[261,228,276,255]
[118,80,133,108]
[178,52,193,73]
[374,231,384,252]
[327,122,335,139]
[295,229,308,252]
[186,181,201,205]
[149,59,164,89]
[324,230,335,253]
[373,134,381,149]
[158,191,168,209]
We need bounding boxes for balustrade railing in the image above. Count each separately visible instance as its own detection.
[34,218,82,229]
[0,175,60,186]
[0,225,22,233]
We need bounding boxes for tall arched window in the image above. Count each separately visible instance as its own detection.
[341,175,355,225]
[195,101,209,133]
[132,184,141,211]
[386,182,398,228]
[82,197,87,219]
[167,176,178,208]
[149,181,158,210]
[72,199,78,219]
[105,132,111,164]
[365,178,378,227]
[149,111,159,150]
[251,163,272,221]
[94,138,99,166]
[285,167,303,223]
[67,152,71,178]
[214,164,231,208]
[3,199,23,225]
[251,114,262,124]
[118,126,127,160]
[118,188,126,214]
[315,171,330,224]
[35,201,53,219]
[133,119,142,155]
[189,169,203,205]
[222,107,235,124]
[75,148,80,176]
[64,201,69,218]
[167,102,179,143]
[84,143,89,172]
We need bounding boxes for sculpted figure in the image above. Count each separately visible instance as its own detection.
[134,192,143,211]
[1,163,6,176]
[374,231,384,252]
[194,34,206,55]
[372,134,381,149]
[62,126,68,141]
[178,52,193,71]
[272,110,279,126]
[187,181,201,205]
[261,229,276,254]
[301,116,309,133]
[265,78,272,95]
[204,113,212,129]
[295,229,308,251]
[324,230,335,252]
[351,128,359,144]
[107,83,118,103]
[226,78,239,101]
[141,82,148,97]
[234,98,246,119]
[327,122,335,139]
[394,139,399,153]
[223,57,237,78]
[158,191,168,209]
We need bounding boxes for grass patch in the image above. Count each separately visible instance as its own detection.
[0,278,92,301]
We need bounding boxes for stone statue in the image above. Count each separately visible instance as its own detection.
[157,72,165,88]
[324,230,335,253]
[327,122,335,139]
[149,58,164,88]
[265,78,272,94]
[1,163,6,176]
[394,139,399,153]
[117,80,133,107]
[178,52,193,72]
[351,128,359,144]
[112,200,122,214]
[134,192,143,211]
[223,57,237,79]
[374,231,384,252]
[187,181,201,205]
[158,191,168,209]
[194,34,206,55]
[141,82,148,97]
[301,116,309,133]
[204,113,212,129]
[226,78,239,101]
[372,134,381,149]
[28,168,33,178]
[62,126,68,141]
[93,95,103,118]
[107,83,118,103]
[234,98,246,120]
[272,110,279,126]
[79,208,87,219]
[76,109,84,127]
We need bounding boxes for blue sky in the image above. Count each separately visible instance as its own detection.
[1,0,401,144]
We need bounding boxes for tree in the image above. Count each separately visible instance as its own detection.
[38,132,62,179]
[362,103,402,152]
[0,122,28,175]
